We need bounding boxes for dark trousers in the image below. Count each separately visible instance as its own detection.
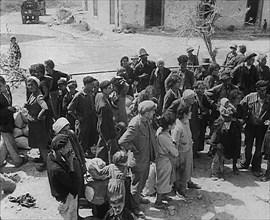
[131,166,150,209]
[243,124,267,172]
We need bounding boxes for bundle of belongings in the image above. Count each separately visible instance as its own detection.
[13,108,30,150]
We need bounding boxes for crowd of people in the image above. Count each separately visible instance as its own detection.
[1,38,270,220]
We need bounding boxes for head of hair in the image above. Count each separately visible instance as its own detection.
[110,195,124,205]
[30,63,45,76]
[256,80,268,89]
[229,89,243,102]
[177,103,190,120]
[120,56,129,66]
[166,74,181,89]
[83,76,95,86]
[177,55,188,64]
[257,54,267,63]
[239,45,246,54]
[0,76,6,85]
[208,63,220,75]
[144,85,156,97]
[44,60,55,69]
[193,80,206,89]
[112,150,128,165]
[157,112,176,131]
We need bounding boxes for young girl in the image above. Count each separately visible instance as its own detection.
[172,103,200,197]
[155,112,178,209]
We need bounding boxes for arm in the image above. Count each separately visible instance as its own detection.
[158,134,179,157]
[67,94,81,121]
[149,69,155,85]
[36,95,48,120]
[40,82,50,101]
[118,122,139,152]
[60,72,71,81]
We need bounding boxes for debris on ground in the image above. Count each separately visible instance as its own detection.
[9,193,37,208]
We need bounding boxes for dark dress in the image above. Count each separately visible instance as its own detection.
[210,118,242,160]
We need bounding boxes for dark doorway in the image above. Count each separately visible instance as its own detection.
[245,0,259,24]
[145,0,164,27]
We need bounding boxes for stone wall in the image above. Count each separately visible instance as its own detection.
[164,0,247,30]
[120,0,145,28]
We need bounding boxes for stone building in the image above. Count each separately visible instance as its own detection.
[85,0,270,30]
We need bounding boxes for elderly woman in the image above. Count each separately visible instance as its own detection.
[162,74,182,113]
[0,76,27,168]
[155,112,178,209]
[25,76,50,172]
[149,59,171,115]
[52,117,86,197]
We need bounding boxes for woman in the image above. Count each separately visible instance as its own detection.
[149,59,171,115]
[0,76,27,168]
[25,76,50,172]
[155,112,178,209]
[52,117,86,197]
[162,74,182,113]
[210,97,242,175]
[120,56,134,96]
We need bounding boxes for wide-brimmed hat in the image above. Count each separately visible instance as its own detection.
[139,48,149,57]
[202,58,211,65]
[230,44,237,50]
[186,47,194,53]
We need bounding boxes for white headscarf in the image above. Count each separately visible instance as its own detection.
[52,117,70,134]
[27,76,40,87]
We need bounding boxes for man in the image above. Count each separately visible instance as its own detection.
[45,59,70,118]
[186,47,199,67]
[227,45,247,69]
[134,48,156,92]
[195,58,211,81]
[68,76,98,156]
[149,58,171,115]
[118,100,157,219]
[231,53,258,96]
[177,55,194,90]
[95,80,118,163]
[47,134,83,220]
[224,44,238,67]
[256,54,270,94]
[57,78,68,118]
[239,80,270,177]
[8,36,21,68]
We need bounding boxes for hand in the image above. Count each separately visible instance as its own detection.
[37,114,45,121]
[7,106,16,113]
[264,120,270,126]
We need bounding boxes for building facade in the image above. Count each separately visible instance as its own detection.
[86,0,270,30]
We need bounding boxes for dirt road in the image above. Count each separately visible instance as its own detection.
[0,9,270,220]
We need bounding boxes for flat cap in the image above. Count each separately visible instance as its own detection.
[186,47,194,53]
[230,44,237,50]
[67,79,77,86]
[57,78,67,85]
[99,80,112,90]
[245,53,257,61]
[138,100,157,115]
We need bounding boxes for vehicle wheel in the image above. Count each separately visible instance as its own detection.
[22,17,26,24]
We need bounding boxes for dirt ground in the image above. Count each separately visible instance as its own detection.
[0,9,270,220]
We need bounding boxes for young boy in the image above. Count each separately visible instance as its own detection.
[104,195,134,220]
[172,103,200,197]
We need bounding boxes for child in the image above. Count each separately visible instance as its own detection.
[172,103,200,197]
[57,78,68,118]
[104,195,134,220]
[219,97,235,119]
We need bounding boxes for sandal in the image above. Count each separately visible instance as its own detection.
[15,156,28,168]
